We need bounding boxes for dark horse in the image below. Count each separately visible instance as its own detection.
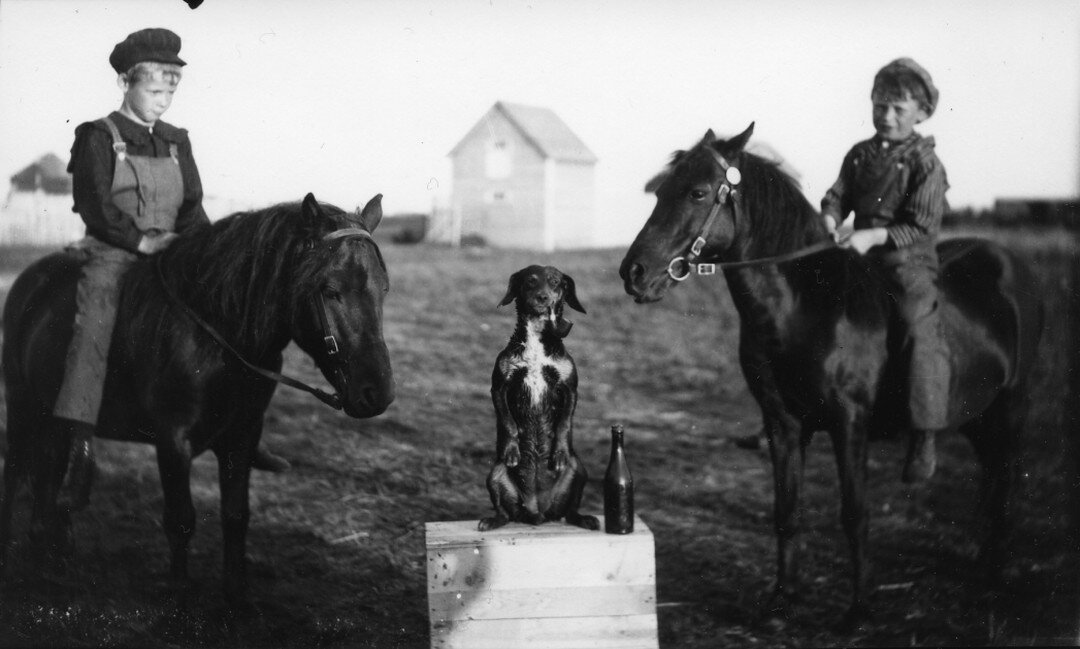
[0,193,394,607]
[619,125,1043,625]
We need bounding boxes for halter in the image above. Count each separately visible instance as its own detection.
[666,148,837,281]
[155,226,380,411]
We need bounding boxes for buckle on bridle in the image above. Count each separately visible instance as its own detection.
[667,256,691,281]
[696,263,716,276]
[324,335,340,355]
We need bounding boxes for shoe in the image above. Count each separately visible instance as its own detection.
[252,446,290,473]
[902,430,937,483]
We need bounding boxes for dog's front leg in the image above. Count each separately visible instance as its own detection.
[551,383,577,473]
[491,383,521,467]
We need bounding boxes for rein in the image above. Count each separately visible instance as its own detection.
[666,149,838,281]
[153,227,377,411]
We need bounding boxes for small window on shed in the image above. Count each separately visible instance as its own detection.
[485,140,511,179]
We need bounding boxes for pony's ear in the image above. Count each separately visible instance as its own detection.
[562,274,586,314]
[358,194,384,233]
[498,270,521,307]
[301,193,324,229]
[701,129,716,144]
[719,122,755,155]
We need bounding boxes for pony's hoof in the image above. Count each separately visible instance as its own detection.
[251,447,290,473]
[833,603,872,634]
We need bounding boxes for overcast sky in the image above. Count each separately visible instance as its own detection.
[1,0,1077,245]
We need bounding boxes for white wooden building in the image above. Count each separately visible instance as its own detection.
[1,153,82,246]
[445,101,597,250]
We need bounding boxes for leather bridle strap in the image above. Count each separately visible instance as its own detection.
[150,229,381,411]
[667,149,838,280]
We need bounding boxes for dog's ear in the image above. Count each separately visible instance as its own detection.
[562,274,586,314]
[498,270,520,307]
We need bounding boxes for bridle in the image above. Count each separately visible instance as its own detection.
[155,226,380,411]
[665,148,837,281]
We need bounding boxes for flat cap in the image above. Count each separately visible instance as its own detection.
[875,57,938,116]
[109,28,186,74]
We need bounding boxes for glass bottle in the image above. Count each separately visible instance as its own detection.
[604,424,634,534]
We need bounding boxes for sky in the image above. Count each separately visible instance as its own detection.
[1,0,1078,246]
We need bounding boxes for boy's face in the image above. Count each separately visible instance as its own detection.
[120,74,178,126]
[871,92,927,142]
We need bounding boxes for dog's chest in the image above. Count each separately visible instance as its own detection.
[506,327,573,407]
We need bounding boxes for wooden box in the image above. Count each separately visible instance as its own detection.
[425,515,658,649]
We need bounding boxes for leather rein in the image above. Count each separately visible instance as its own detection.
[153,227,378,411]
[666,149,838,281]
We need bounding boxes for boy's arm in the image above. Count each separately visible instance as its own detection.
[886,154,948,248]
[820,149,857,234]
[68,124,144,253]
[173,131,211,233]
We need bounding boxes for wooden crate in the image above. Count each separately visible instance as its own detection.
[425,515,658,649]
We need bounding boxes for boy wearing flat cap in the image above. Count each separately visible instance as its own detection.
[821,57,950,483]
[54,28,288,507]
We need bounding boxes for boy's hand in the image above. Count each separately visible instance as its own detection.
[137,232,179,255]
[824,214,839,242]
[842,228,889,255]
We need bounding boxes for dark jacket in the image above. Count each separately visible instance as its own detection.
[821,133,949,249]
[68,110,209,253]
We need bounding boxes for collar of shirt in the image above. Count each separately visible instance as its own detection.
[108,110,185,145]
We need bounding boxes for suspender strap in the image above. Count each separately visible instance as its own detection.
[99,117,127,160]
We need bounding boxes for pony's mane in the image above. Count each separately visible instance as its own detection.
[149,200,353,357]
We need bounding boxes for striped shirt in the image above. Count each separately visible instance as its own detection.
[821,133,949,248]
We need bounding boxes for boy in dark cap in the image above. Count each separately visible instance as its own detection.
[821,57,950,483]
[55,28,288,508]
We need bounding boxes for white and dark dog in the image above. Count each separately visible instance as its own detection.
[479,265,598,531]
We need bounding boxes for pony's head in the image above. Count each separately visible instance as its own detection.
[620,124,757,303]
[291,193,395,418]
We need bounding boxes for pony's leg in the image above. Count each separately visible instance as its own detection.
[155,433,196,587]
[830,413,872,628]
[28,416,72,562]
[216,442,254,609]
[964,395,1023,584]
[764,413,808,619]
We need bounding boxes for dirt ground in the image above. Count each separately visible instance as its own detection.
[0,235,1077,648]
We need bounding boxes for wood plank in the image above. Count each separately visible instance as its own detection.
[428,584,657,622]
[426,534,655,593]
[430,614,659,649]
[425,515,651,548]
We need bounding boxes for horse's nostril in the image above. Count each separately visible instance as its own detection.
[630,263,645,281]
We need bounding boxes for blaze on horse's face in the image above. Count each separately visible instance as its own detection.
[296,194,395,418]
[619,124,754,303]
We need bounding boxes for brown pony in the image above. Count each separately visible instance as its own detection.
[619,125,1043,627]
[1,193,394,608]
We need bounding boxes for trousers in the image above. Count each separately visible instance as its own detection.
[53,236,138,424]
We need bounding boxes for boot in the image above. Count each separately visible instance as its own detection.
[252,445,290,473]
[59,418,97,510]
[902,429,937,483]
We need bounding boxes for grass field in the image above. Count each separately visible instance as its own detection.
[0,228,1077,648]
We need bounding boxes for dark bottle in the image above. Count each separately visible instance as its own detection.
[604,424,634,534]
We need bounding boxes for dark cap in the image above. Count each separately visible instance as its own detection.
[874,57,939,116]
[109,28,186,74]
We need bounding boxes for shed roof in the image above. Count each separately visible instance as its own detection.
[450,101,597,164]
[10,153,72,194]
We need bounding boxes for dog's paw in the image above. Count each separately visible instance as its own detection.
[567,513,600,531]
[503,443,521,468]
[478,516,508,531]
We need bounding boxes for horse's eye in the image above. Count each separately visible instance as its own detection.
[323,287,342,301]
[690,189,708,201]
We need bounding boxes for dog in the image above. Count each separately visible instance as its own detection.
[479,265,599,532]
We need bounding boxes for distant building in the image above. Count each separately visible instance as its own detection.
[443,101,597,250]
[992,197,1080,228]
[1,153,82,246]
